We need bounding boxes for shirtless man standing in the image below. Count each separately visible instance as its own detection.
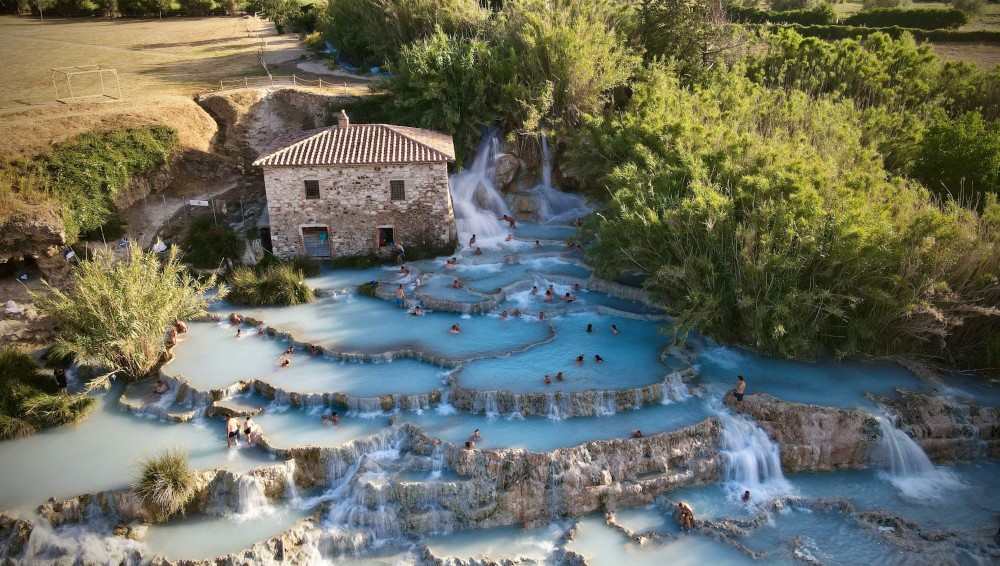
[226,415,240,448]
[735,375,746,411]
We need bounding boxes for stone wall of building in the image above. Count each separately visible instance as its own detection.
[262,162,457,258]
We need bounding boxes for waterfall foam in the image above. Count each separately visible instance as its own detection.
[872,416,964,500]
[449,129,511,241]
[235,475,274,520]
[715,403,794,502]
[525,136,589,223]
[661,372,692,405]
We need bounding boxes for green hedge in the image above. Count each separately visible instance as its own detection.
[774,24,1000,42]
[843,7,968,30]
[728,5,836,25]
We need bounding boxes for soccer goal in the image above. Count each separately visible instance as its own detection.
[51,65,123,103]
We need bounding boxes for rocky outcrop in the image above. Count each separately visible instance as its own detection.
[197,89,349,164]
[447,418,722,528]
[724,392,879,472]
[493,153,523,191]
[876,390,1000,463]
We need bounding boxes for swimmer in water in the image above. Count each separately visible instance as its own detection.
[449,323,461,334]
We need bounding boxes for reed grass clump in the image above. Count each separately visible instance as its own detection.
[226,264,315,306]
[133,448,197,521]
[0,347,95,440]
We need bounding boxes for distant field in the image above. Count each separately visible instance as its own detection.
[833,1,1000,31]
[0,16,271,108]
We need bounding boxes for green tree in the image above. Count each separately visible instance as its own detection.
[567,64,1000,367]
[635,0,743,81]
[378,30,501,159]
[32,244,225,390]
[496,0,640,129]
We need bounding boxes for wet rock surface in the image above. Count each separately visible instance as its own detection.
[875,389,1000,463]
[723,392,878,472]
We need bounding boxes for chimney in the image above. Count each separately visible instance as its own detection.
[338,109,349,129]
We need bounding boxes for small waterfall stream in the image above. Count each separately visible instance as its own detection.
[872,415,963,499]
[235,475,273,520]
[716,404,794,502]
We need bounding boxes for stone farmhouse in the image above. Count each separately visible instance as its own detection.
[253,111,458,259]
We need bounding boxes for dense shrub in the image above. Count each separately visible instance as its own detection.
[567,65,1000,367]
[913,112,1000,202]
[324,0,488,66]
[32,244,223,389]
[843,7,968,30]
[947,0,984,15]
[0,347,96,440]
[177,0,215,13]
[728,4,836,25]
[772,23,1000,42]
[132,449,197,521]
[0,127,177,244]
[226,264,315,306]
[767,0,815,10]
[862,0,908,8]
[180,214,246,269]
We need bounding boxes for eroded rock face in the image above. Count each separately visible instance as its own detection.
[876,390,1000,463]
[724,392,879,472]
[446,418,722,529]
[493,153,523,191]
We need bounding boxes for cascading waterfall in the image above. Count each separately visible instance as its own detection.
[510,394,524,419]
[715,404,794,502]
[661,372,692,405]
[348,397,384,416]
[449,129,511,241]
[872,415,963,499]
[527,136,589,223]
[472,391,500,418]
[429,442,445,480]
[235,475,273,520]
[595,390,616,416]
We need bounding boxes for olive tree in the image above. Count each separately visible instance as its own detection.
[33,243,225,391]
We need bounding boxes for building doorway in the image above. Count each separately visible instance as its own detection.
[301,227,331,257]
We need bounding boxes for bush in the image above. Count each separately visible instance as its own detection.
[226,264,315,306]
[355,281,380,297]
[913,112,1000,203]
[764,23,1000,42]
[303,31,326,51]
[177,0,214,13]
[288,255,322,277]
[843,7,968,30]
[729,4,836,25]
[180,214,246,270]
[32,244,224,389]
[329,253,383,269]
[0,347,96,440]
[0,126,177,244]
[133,449,197,521]
[767,0,815,11]
[862,0,909,8]
[946,0,984,15]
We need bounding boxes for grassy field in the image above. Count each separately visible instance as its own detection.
[0,15,370,157]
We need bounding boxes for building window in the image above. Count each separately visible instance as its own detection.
[304,180,320,200]
[390,180,405,201]
[378,227,394,247]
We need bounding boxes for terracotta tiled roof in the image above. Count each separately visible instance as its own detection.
[252,124,455,167]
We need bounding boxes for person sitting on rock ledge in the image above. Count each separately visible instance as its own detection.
[154,380,168,395]
[632,430,643,438]
[310,345,321,356]
[229,313,242,325]
[676,502,695,531]
[464,440,475,449]
[173,319,188,333]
